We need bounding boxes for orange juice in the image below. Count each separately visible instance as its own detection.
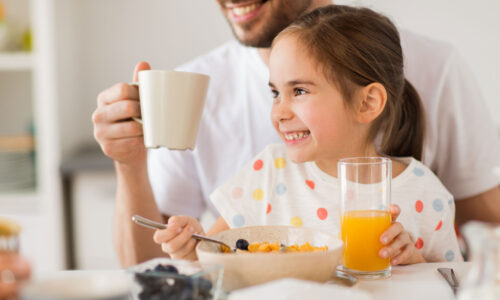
[341,209,391,271]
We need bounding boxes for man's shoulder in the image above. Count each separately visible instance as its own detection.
[176,40,253,76]
[400,29,457,63]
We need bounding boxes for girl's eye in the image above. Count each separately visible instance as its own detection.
[294,88,307,96]
[271,89,279,99]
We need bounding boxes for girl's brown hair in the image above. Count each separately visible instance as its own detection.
[275,5,425,160]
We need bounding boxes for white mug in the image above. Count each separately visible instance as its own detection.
[131,70,210,150]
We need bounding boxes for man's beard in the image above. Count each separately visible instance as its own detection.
[222,0,312,48]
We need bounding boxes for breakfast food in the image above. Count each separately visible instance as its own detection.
[135,263,213,300]
[222,238,328,253]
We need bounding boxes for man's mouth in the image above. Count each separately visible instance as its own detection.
[224,0,268,19]
[283,130,311,142]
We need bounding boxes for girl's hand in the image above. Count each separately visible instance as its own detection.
[153,215,205,261]
[379,204,426,265]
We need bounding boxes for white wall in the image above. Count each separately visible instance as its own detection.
[337,0,500,128]
[56,0,232,158]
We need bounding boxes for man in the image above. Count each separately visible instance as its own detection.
[92,0,500,267]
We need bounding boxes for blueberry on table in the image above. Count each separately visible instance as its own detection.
[153,264,179,274]
[236,238,249,250]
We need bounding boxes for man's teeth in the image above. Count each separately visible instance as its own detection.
[284,131,310,141]
[232,3,261,16]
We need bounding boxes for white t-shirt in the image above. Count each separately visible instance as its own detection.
[210,143,463,262]
[148,30,500,218]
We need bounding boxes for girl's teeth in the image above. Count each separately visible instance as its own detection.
[233,3,260,16]
[285,132,310,141]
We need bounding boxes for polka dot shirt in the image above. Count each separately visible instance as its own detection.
[210,143,463,262]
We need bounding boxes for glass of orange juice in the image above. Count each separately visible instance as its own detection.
[338,157,392,279]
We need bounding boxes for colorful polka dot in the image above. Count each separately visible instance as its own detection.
[435,220,443,231]
[275,183,287,196]
[305,180,315,190]
[415,238,424,249]
[253,188,264,201]
[232,187,243,199]
[317,208,328,220]
[445,250,455,261]
[433,198,443,212]
[253,159,264,171]
[448,198,454,206]
[266,203,272,214]
[274,157,286,169]
[232,214,245,227]
[290,216,303,227]
[413,168,425,176]
[415,200,423,213]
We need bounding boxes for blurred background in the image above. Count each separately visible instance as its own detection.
[0,0,498,277]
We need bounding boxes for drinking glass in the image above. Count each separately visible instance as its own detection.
[338,157,392,279]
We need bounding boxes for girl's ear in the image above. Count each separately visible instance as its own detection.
[356,82,387,123]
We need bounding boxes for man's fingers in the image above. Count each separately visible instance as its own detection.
[380,222,404,245]
[97,83,139,106]
[98,100,141,123]
[96,121,143,141]
[133,61,151,82]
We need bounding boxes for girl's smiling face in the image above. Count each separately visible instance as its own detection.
[269,34,363,166]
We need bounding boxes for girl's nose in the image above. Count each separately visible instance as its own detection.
[272,100,294,122]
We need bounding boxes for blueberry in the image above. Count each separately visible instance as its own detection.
[236,238,249,250]
[154,264,179,274]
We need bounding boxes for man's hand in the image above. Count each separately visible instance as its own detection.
[92,62,151,166]
[379,204,426,265]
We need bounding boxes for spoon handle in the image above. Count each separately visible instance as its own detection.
[132,215,235,251]
[132,215,166,230]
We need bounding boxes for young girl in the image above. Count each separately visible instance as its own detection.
[153,5,462,264]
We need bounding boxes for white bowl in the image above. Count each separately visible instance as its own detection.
[196,225,343,291]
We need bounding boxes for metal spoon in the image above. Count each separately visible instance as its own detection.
[326,269,359,287]
[131,215,236,252]
[437,267,459,295]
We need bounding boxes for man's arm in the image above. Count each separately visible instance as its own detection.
[455,186,500,227]
[113,162,166,267]
[93,61,168,267]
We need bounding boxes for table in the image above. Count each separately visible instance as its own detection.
[29,262,470,300]
[355,262,470,300]
[228,261,470,300]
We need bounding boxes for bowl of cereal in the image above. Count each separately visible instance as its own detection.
[196,225,343,291]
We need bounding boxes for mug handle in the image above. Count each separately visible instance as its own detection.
[129,82,142,124]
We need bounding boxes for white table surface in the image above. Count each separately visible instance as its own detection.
[33,261,470,300]
[354,261,470,300]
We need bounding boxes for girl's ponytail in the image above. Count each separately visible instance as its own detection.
[381,79,425,160]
